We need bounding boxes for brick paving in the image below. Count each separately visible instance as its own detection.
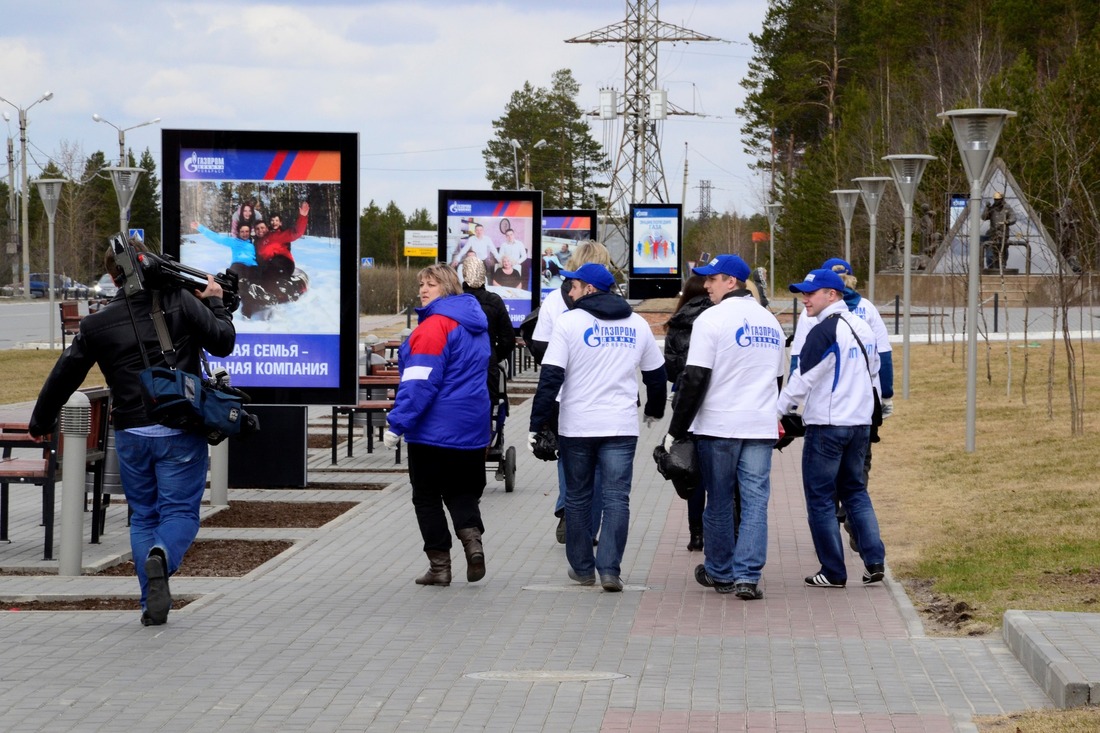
[0,366,1064,731]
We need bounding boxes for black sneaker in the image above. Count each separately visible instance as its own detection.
[862,564,885,585]
[733,582,763,600]
[600,574,624,592]
[694,564,734,594]
[144,548,171,624]
[804,572,846,588]
[555,516,566,544]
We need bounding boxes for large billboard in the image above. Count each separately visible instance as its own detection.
[539,208,597,304]
[439,190,541,329]
[161,129,359,406]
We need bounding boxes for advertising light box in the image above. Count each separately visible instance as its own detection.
[439,190,542,329]
[161,129,359,406]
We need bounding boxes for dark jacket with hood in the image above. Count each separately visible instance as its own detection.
[463,282,515,406]
[388,292,491,450]
[29,287,236,434]
[663,294,712,386]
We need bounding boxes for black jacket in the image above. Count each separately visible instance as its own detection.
[663,294,712,386]
[30,287,236,434]
[463,283,516,405]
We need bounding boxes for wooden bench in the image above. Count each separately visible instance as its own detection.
[0,425,60,560]
[59,300,83,348]
[330,374,402,465]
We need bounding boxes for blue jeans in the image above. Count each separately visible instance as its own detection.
[558,435,637,577]
[555,460,603,536]
[114,429,209,610]
[801,425,885,582]
[697,437,773,584]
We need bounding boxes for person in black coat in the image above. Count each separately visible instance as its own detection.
[663,275,712,551]
[461,257,515,410]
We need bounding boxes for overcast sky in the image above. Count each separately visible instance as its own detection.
[0,0,767,221]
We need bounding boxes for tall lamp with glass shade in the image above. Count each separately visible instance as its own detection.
[937,108,1016,452]
[106,167,144,242]
[34,178,64,349]
[851,177,892,303]
[882,154,936,400]
[831,189,861,263]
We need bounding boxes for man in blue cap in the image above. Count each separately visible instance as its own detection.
[529,263,666,592]
[664,254,784,599]
[778,269,887,589]
[788,257,894,551]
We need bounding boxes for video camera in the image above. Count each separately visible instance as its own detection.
[109,233,241,313]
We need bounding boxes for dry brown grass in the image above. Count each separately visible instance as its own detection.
[874,339,1100,630]
[0,350,106,404]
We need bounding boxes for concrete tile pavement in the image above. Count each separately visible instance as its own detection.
[0,371,1068,731]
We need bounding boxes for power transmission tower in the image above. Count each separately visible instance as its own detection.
[566,0,722,253]
[697,179,713,221]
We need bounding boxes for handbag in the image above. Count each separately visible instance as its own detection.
[132,291,256,445]
[652,436,699,500]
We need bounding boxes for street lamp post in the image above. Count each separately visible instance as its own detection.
[92,114,161,166]
[938,108,1016,453]
[3,113,16,287]
[851,176,892,303]
[511,139,547,190]
[831,189,861,263]
[509,139,521,189]
[0,91,53,300]
[764,203,781,301]
[106,167,144,241]
[883,154,937,400]
[34,179,64,349]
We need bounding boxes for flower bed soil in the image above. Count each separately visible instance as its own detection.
[201,501,358,528]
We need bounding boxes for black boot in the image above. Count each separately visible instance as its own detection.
[415,550,452,586]
[687,523,704,552]
[456,528,486,582]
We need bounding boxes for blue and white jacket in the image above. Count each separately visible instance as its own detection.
[387,293,491,450]
[777,299,879,426]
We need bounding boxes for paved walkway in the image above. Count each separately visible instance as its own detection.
[0,370,1066,732]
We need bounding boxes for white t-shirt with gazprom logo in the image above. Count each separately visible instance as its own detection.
[685,294,785,439]
[543,310,664,438]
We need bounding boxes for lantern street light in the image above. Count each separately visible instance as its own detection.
[0,91,53,299]
[851,176,892,303]
[92,114,161,166]
[34,179,64,349]
[938,108,1016,452]
[510,139,547,190]
[831,189,861,263]
[3,112,15,287]
[883,154,936,400]
[105,167,144,241]
[764,202,781,301]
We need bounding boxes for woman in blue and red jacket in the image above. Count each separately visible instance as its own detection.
[385,263,491,588]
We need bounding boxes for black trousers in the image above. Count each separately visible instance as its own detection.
[407,443,486,552]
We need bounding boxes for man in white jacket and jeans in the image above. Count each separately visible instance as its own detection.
[777,268,886,589]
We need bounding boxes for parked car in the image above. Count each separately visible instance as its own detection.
[93,273,119,299]
[27,273,93,299]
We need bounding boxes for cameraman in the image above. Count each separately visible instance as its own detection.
[29,236,236,627]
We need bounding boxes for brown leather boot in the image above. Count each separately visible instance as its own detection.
[456,527,485,582]
[415,550,451,586]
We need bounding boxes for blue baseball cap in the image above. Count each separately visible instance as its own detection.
[692,254,751,282]
[822,257,852,275]
[789,268,847,294]
[560,263,615,292]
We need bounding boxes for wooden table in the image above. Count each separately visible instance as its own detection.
[330,374,402,465]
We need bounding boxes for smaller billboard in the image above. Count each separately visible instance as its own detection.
[438,190,542,329]
[629,203,682,278]
[404,230,437,258]
[539,208,597,304]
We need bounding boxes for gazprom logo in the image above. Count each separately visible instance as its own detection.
[735,319,782,348]
[582,320,637,348]
[183,151,225,175]
[449,202,472,214]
